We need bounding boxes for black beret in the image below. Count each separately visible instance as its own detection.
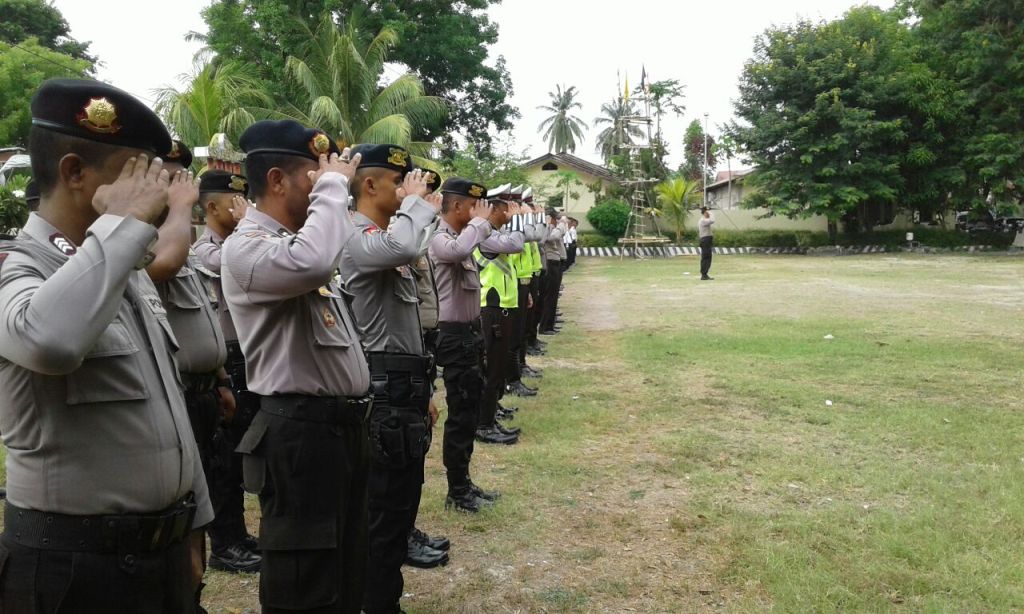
[164,140,193,169]
[31,78,171,155]
[239,119,340,161]
[441,177,487,199]
[422,167,442,194]
[199,170,248,196]
[24,179,39,203]
[351,143,412,176]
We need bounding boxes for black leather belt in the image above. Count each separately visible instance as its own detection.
[366,352,432,376]
[4,494,197,553]
[180,372,218,394]
[260,394,373,424]
[439,321,479,334]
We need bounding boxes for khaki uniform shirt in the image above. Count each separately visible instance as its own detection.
[221,173,369,397]
[192,228,238,342]
[154,254,227,375]
[544,220,568,261]
[413,220,440,330]
[0,213,212,526]
[338,197,437,355]
[428,217,492,324]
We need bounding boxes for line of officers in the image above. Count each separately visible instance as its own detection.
[0,79,574,614]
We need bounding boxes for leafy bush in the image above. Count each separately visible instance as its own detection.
[0,176,30,234]
[577,232,619,248]
[586,199,630,237]
[683,228,1014,248]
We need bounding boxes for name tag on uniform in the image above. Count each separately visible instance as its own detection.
[142,294,167,316]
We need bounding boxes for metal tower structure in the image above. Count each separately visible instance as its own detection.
[617,90,668,258]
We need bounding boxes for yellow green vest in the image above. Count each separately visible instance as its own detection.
[474,248,518,308]
[526,242,543,275]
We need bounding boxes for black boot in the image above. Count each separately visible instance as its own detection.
[445,487,490,513]
[410,527,450,551]
[405,535,449,569]
[506,381,538,397]
[498,402,519,413]
[209,542,262,573]
[475,425,519,445]
[496,407,515,421]
[496,422,521,436]
[521,365,543,378]
[468,480,500,502]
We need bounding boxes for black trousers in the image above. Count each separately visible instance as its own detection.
[567,243,577,268]
[528,274,543,346]
[436,323,484,490]
[539,260,564,332]
[207,342,256,553]
[480,306,512,427]
[363,358,431,614]
[700,236,714,276]
[0,533,194,613]
[238,400,370,613]
[506,284,530,383]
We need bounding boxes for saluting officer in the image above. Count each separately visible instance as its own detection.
[192,169,263,570]
[223,120,369,613]
[429,178,514,512]
[336,143,443,614]
[0,78,212,612]
[539,210,569,335]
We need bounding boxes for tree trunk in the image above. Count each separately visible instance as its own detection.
[827,219,838,244]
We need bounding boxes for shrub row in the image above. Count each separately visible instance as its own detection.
[577,228,1015,249]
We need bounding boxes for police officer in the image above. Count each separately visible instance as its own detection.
[539,210,569,335]
[192,170,263,569]
[0,78,212,612]
[223,120,368,613]
[335,143,441,614]
[428,178,512,512]
[504,185,543,397]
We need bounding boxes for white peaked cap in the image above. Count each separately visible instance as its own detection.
[487,183,511,198]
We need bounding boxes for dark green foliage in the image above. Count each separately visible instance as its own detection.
[586,200,631,237]
[680,119,715,184]
[197,0,517,153]
[576,232,619,248]
[0,176,30,233]
[692,228,1013,248]
[443,144,528,188]
[0,0,95,64]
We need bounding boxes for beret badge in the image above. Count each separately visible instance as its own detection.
[309,133,331,157]
[77,97,120,135]
[229,176,247,192]
[468,185,483,198]
[388,147,409,168]
[167,141,182,159]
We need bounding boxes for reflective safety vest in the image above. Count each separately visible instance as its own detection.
[526,242,543,276]
[474,248,518,308]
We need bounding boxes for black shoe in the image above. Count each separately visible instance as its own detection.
[526,346,546,356]
[242,533,258,552]
[445,489,490,513]
[468,480,501,502]
[497,402,518,413]
[539,329,559,336]
[496,422,521,436]
[497,408,515,422]
[410,527,450,552]
[406,536,449,568]
[701,275,713,280]
[209,543,261,573]
[521,365,543,378]
[506,381,538,397]
[475,425,519,445]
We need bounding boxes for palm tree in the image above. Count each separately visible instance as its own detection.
[279,15,446,155]
[537,84,588,154]
[593,96,643,164]
[654,176,700,244]
[154,60,271,147]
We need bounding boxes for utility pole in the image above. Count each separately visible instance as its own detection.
[703,112,709,208]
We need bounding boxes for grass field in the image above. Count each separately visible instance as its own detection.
[7,253,1024,612]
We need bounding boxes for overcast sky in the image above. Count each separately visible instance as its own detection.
[53,0,893,168]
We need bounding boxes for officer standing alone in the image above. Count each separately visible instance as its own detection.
[223,120,369,613]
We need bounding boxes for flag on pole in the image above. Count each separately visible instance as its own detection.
[624,72,630,103]
[641,65,650,94]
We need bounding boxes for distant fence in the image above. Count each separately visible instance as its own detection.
[578,245,1010,258]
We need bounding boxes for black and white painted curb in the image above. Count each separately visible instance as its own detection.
[578,245,1009,257]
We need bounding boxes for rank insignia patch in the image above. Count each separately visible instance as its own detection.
[49,233,77,256]
[77,97,120,135]
[387,147,409,168]
[323,307,337,329]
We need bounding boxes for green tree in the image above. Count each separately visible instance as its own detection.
[680,119,716,185]
[537,84,588,154]
[277,16,446,154]
[0,38,90,147]
[731,6,963,237]
[654,176,700,244]
[0,175,29,233]
[195,0,517,153]
[641,79,685,144]
[444,142,528,188]
[594,97,643,165]
[586,199,630,237]
[154,60,271,148]
[0,0,95,65]
[907,0,1024,210]
[716,132,739,209]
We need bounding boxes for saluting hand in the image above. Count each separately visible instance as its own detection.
[93,154,170,224]
[508,202,522,217]
[229,194,250,222]
[397,169,430,201]
[167,170,198,213]
[307,149,362,185]
[471,199,492,221]
[425,191,443,213]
